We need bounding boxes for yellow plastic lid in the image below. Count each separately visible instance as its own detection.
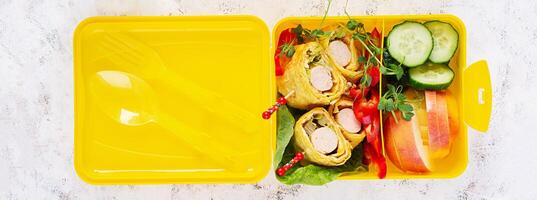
[74,16,273,184]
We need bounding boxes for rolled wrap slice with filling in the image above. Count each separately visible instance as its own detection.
[277,42,347,110]
[328,97,366,148]
[294,107,352,166]
[320,25,362,82]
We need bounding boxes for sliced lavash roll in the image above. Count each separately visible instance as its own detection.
[320,25,363,83]
[328,97,366,148]
[293,107,352,166]
[277,42,347,110]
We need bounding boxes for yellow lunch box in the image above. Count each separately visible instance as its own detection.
[74,15,491,184]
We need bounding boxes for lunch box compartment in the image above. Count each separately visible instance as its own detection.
[74,15,491,184]
[274,15,490,180]
[382,16,468,179]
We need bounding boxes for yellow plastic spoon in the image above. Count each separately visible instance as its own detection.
[89,70,243,171]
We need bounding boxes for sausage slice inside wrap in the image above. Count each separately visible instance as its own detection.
[328,98,366,148]
[293,107,352,166]
[277,42,347,110]
[320,25,363,82]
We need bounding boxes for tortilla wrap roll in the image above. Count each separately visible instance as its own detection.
[328,97,366,148]
[320,25,363,82]
[293,107,352,166]
[277,42,347,110]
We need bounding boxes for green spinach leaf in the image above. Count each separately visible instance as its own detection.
[277,164,341,186]
[274,105,295,168]
[276,143,368,185]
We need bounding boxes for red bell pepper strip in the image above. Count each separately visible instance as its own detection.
[367,66,380,87]
[352,85,386,179]
[368,147,387,179]
[349,85,369,100]
[353,89,379,126]
[274,29,295,76]
[367,96,386,179]
[274,54,284,76]
[363,117,386,179]
[371,27,381,47]
[365,115,380,143]
[278,29,295,45]
[367,27,382,87]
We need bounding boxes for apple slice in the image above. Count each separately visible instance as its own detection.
[425,91,451,158]
[446,91,460,150]
[384,111,432,173]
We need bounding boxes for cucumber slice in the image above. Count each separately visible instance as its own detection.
[424,21,459,63]
[387,21,433,67]
[408,62,454,90]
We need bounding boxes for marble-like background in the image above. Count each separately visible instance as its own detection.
[1,0,537,199]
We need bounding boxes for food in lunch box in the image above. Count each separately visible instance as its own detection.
[294,107,352,166]
[270,15,385,184]
[381,20,460,173]
[425,90,452,158]
[387,21,433,67]
[276,42,347,110]
[427,90,460,159]
[267,1,462,184]
[383,89,460,172]
[424,21,459,63]
[319,25,362,82]
[386,21,459,67]
[408,62,455,90]
[328,97,366,148]
[384,108,433,173]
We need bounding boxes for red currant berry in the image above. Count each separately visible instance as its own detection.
[262,111,271,119]
[277,97,287,105]
[295,152,304,160]
[276,168,285,176]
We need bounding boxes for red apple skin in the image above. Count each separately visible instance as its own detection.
[425,91,451,158]
[384,111,432,173]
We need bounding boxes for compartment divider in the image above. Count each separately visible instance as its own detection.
[379,19,386,159]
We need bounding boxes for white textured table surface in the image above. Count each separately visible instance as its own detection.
[1,0,537,199]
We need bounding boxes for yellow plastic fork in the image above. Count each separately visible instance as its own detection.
[98,31,258,134]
